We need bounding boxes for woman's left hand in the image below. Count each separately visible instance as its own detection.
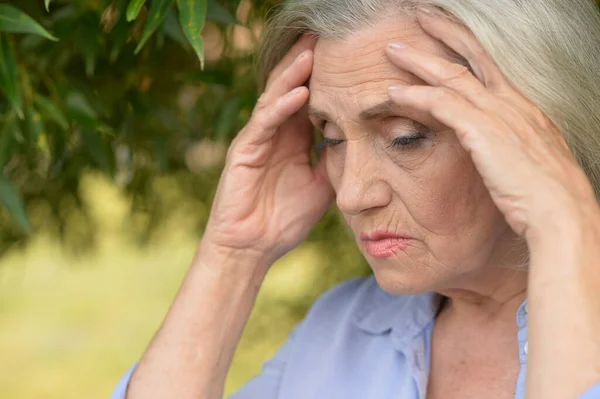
[384,7,599,239]
[385,9,600,399]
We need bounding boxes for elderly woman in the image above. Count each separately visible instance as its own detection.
[112,0,600,398]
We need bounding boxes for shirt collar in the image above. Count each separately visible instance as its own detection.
[352,277,440,337]
[352,276,529,342]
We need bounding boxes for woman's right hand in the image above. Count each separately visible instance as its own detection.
[201,35,334,268]
[125,37,333,399]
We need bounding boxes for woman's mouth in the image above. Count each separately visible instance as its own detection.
[359,231,413,259]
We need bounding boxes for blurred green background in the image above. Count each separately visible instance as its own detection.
[14,0,600,397]
[0,173,369,398]
[0,0,370,398]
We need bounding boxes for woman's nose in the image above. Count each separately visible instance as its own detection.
[335,144,392,216]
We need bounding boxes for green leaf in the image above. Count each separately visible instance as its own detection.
[25,107,44,143]
[45,0,52,12]
[68,101,115,175]
[110,10,132,63]
[66,91,97,119]
[0,5,58,41]
[231,0,243,13]
[187,68,233,86]
[0,176,31,234]
[134,0,174,54]
[162,9,188,50]
[215,96,240,140]
[126,0,146,22]
[76,14,102,77]
[0,35,23,118]
[80,127,115,175]
[0,112,17,169]
[34,94,69,130]
[176,0,207,68]
[206,0,237,25]
[154,136,168,172]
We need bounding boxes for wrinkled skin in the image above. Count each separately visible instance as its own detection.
[308,16,528,294]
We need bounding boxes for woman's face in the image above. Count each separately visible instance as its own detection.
[308,16,525,294]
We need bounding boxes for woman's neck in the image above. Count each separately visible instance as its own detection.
[436,268,528,323]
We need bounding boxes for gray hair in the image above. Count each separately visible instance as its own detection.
[257,0,600,203]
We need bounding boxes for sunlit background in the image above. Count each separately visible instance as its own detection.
[0,171,370,399]
[0,0,371,397]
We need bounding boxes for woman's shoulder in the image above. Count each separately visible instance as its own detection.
[269,275,438,397]
[299,275,436,336]
[243,277,437,399]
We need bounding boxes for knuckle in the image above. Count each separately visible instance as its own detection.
[226,141,237,160]
[432,87,455,104]
[530,106,553,129]
[250,95,286,131]
[229,135,239,149]
[471,43,489,60]
[248,113,267,131]
[225,134,245,161]
[429,88,455,119]
[255,94,269,111]
[440,64,471,85]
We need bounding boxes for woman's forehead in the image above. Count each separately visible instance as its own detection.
[308,17,457,115]
[311,15,459,75]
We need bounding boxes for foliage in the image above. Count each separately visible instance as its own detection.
[0,4,368,398]
[0,0,293,253]
[0,178,369,398]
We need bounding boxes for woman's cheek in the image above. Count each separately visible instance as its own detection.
[326,150,345,192]
[410,146,486,235]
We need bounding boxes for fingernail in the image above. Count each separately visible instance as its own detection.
[388,85,405,93]
[387,42,406,52]
[418,6,433,15]
[291,87,304,95]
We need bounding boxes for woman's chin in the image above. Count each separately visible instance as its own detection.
[368,260,437,296]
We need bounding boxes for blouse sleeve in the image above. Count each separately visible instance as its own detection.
[109,363,138,399]
[579,383,600,399]
[227,322,302,399]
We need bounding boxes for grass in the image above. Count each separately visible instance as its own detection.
[0,174,367,399]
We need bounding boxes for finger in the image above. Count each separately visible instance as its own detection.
[387,84,501,152]
[385,41,494,109]
[416,8,510,90]
[240,87,310,146]
[266,34,317,90]
[259,49,313,106]
[416,8,537,112]
[286,104,314,153]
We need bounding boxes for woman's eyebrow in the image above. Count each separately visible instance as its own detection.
[307,106,330,121]
[307,100,399,122]
[359,100,398,120]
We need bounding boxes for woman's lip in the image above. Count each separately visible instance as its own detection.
[359,231,413,241]
[361,237,410,258]
[359,231,413,259]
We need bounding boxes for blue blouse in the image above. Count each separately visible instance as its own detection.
[111,276,600,398]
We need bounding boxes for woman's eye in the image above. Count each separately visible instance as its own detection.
[388,134,427,150]
[313,137,344,150]
[312,121,344,150]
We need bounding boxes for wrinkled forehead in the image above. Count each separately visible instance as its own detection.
[309,17,458,111]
